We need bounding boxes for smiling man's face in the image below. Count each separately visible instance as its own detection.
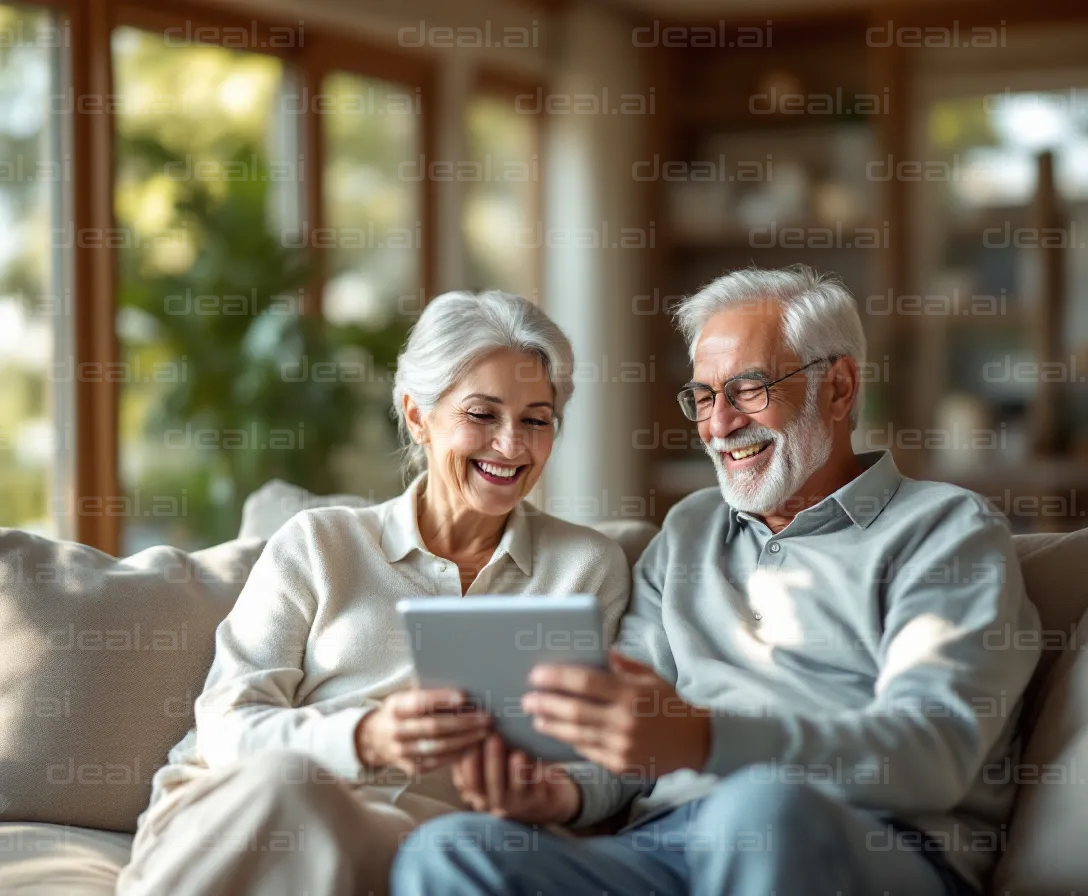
[691,301,833,515]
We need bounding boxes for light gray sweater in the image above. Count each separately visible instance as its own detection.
[569,451,1041,893]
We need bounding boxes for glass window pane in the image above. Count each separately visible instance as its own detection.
[0,4,71,537]
[319,71,423,502]
[463,93,538,299]
[321,72,421,325]
[113,28,302,553]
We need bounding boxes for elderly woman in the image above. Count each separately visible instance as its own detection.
[116,291,631,896]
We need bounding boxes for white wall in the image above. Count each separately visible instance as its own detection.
[540,4,650,523]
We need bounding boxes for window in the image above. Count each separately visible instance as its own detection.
[321,72,422,326]
[112,27,299,552]
[0,3,71,537]
[111,28,433,552]
[318,70,425,502]
[462,87,540,300]
[0,3,449,553]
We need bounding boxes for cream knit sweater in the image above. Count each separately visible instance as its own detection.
[139,475,631,822]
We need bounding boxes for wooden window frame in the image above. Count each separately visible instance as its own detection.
[295,33,439,319]
[17,0,438,554]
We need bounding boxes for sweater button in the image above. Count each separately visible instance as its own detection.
[769,542,781,554]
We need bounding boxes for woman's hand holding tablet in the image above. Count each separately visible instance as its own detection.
[451,733,582,825]
[354,687,491,774]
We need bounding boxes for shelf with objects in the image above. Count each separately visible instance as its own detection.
[909,74,1088,533]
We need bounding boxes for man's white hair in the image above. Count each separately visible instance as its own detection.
[672,264,866,429]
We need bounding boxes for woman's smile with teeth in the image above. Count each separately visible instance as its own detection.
[473,459,522,479]
[729,441,771,461]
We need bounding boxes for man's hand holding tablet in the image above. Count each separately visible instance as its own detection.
[447,651,711,825]
[522,650,712,779]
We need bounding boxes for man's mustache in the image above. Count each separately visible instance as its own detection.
[706,428,779,453]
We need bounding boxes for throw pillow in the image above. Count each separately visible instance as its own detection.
[0,530,263,832]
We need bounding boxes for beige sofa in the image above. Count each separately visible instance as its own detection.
[0,480,1085,895]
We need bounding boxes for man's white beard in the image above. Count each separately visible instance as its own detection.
[705,396,833,515]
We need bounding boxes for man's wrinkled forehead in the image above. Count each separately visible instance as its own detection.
[691,303,790,380]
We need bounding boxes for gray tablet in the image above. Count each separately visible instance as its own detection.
[396,594,607,762]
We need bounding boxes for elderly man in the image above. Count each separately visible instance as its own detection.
[392,265,1041,896]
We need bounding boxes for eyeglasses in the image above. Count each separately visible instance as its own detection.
[676,356,839,422]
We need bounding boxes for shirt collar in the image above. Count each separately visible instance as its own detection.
[380,473,428,563]
[379,473,533,575]
[731,449,903,532]
[829,450,903,528]
[496,501,534,576]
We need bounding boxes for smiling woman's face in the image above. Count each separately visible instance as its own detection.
[407,349,557,517]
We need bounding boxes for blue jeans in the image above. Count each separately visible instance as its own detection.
[391,770,979,896]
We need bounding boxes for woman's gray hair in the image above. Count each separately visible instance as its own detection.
[392,290,575,477]
[672,264,867,429]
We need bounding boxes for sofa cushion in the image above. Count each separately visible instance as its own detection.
[0,531,263,833]
[1013,527,1088,731]
[990,599,1088,896]
[239,478,372,540]
[990,527,1088,894]
[0,823,132,895]
[593,520,660,569]
[1016,527,1088,653]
